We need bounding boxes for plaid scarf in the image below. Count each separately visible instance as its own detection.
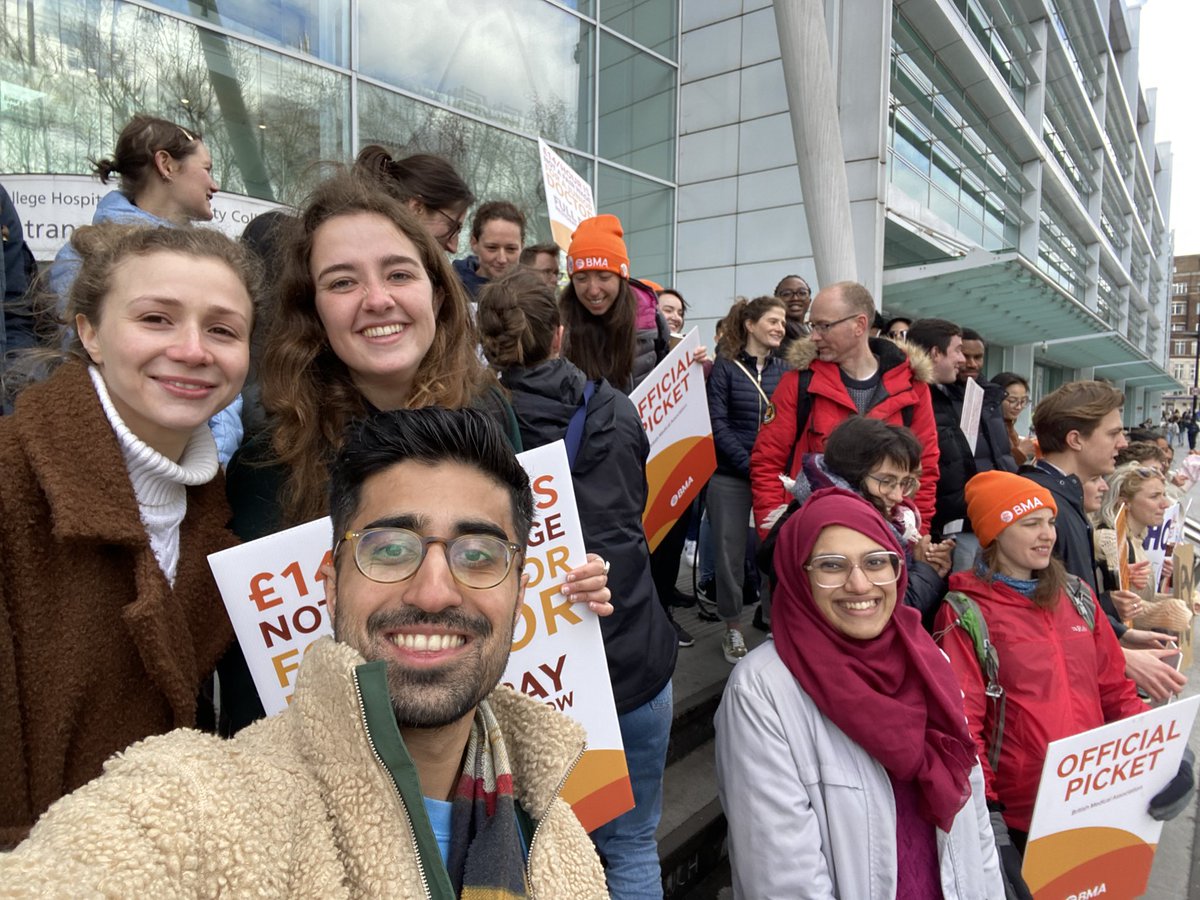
[448,700,529,899]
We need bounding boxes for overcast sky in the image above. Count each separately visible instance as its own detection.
[1135,0,1198,254]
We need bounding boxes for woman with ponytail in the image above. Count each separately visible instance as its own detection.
[353,144,474,253]
[478,270,676,900]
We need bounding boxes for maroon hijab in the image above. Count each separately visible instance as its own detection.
[773,487,975,832]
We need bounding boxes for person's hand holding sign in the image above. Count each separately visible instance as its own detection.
[561,552,614,617]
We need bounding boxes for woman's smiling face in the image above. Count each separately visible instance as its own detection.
[310,212,437,407]
[806,525,899,641]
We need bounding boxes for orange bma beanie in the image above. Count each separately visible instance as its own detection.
[964,470,1057,548]
[567,214,630,279]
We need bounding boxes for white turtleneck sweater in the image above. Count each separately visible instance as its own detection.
[89,367,220,586]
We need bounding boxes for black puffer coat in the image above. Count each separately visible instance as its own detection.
[707,351,790,478]
[501,358,677,714]
[929,380,1017,536]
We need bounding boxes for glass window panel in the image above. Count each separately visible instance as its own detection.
[358,83,593,251]
[600,0,677,59]
[149,0,348,65]
[598,33,675,181]
[889,154,929,206]
[928,186,959,228]
[598,163,672,284]
[357,0,594,153]
[0,0,349,203]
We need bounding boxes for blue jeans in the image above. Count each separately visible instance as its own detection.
[591,679,673,899]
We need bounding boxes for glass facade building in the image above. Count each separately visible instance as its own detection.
[676,0,1176,424]
[0,0,679,282]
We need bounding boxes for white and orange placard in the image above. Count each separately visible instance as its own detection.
[208,441,631,831]
[1021,695,1200,899]
[630,327,716,550]
[538,138,595,252]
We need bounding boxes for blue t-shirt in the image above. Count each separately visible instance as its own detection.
[423,797,453,865]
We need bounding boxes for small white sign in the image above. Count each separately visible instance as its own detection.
[959,377,984,455]
[2,172,284,259]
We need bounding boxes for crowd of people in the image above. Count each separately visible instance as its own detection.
[0,113,1197,898]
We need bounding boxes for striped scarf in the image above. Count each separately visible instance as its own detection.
[448,700,529,899]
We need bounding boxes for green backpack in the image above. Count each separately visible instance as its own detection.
[940,574,1094,772]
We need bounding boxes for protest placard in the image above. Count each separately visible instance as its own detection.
[630,327,716,550]
[1115,504,1131,600]
[208,441,631,831]
[538,138,595,252]
[1141,501,1180,590]
[1021,695,1200,900]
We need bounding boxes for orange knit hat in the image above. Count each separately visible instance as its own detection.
[567,214,630,278]
[964,470,1057,548]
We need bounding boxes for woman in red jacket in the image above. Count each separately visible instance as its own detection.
[935,470,1192,857]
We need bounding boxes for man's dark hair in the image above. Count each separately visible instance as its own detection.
[907,318,963,356]
[960,327,983,343]
[519,241,559,265]
[823,416,923,486]
[1116,441,1168,468]
[1128,427,1164,443]
[471,200,526,241]
[329,408,533,546]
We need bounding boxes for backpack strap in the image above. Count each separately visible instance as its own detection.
[941,591,1006,773]
[564,380,597,470]
[783,369,816,476]
[1064,574,1096,631]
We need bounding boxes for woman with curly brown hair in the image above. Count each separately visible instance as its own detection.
[220,171,610,732]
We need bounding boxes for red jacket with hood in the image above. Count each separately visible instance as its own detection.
[935,572,1146,832]
[749,337,939,535]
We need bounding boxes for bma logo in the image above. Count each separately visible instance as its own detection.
[1066,884,1106,900]
[1006,497,1045,521]
[575,256,609,270]
[670,476,694,508]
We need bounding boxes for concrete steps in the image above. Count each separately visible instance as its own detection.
[656,558,770,898]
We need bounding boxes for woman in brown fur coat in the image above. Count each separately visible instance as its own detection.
[0,224,255,845]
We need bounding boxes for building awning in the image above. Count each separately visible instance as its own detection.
[881,247,1180,394]
[883,248,1103,346]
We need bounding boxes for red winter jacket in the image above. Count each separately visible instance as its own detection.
[935,572,1147,832]
[749,337,939,536]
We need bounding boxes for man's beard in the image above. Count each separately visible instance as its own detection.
[338,605,516,729]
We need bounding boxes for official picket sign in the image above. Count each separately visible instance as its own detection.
[1021,695,1200,900]
[537,138,595,253]
[2,172,284,259]
[630,327,716,550]
[208,440,632,831]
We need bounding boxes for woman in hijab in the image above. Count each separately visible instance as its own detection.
[715,487,1004,898]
